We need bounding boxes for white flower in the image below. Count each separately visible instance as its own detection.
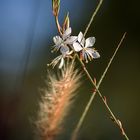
[73,32,100,63]
[49,54,65,69]
[49,46,72,69]
[52,27,77,52]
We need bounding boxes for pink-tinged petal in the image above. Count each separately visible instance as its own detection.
[92,50,100,58]
[62,27,72,39]
[53,36,62,45]
[73,42,83,52]
[85,37,95,48]
[59,57,64,69]
[65,36,77,44]
[60,46,70,54]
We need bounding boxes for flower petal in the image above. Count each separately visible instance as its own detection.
[65,36,77,44]
[86,48,94,58]
[82,50,88,63]
[85,37,95,48]
[73,42,83,52]
[78,32,85,46]
[60,46,70,54]
[53,36,62,45]
[59,57,64,69]
[77,32,83,42]
[62,27,72,40]
[92,50,100,58]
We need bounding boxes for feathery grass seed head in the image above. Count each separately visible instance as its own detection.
[36,62,81,140]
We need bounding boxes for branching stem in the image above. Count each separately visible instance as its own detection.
[71,0,129,138]
[52,0,129,139]
[71,33,129,140]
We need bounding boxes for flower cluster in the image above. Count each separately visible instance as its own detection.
[49,27,100,68]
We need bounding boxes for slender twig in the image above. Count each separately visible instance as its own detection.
[52,0,129,139]
[71,33,129,140]
[70,0,129,139]
[71,0,103,139]
[84,0,103,36]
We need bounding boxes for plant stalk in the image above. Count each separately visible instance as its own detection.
[52,0,129,139]
[84,0,103,36]
[71,33,129,140]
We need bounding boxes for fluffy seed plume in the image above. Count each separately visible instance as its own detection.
[36,62,81,140]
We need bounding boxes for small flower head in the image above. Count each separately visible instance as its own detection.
[50,27,77,69]
[73,32,100,63]
[52,27,77,52]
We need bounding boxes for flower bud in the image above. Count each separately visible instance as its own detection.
[52,0,60,16]
[62,13,70,32]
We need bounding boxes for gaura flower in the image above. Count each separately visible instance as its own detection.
[52,27,77,52]
[49,46,73,69]
[73,32,100,63]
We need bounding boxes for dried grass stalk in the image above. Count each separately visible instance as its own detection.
[36,62,81,140]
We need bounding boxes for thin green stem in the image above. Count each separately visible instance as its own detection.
[97,32,127,87]
[71,0,103,139]
[84,0,103,36]
[71,89,96,140]
[71,33,129,140]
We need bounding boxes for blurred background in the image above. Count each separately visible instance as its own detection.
[0,0,140,140]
